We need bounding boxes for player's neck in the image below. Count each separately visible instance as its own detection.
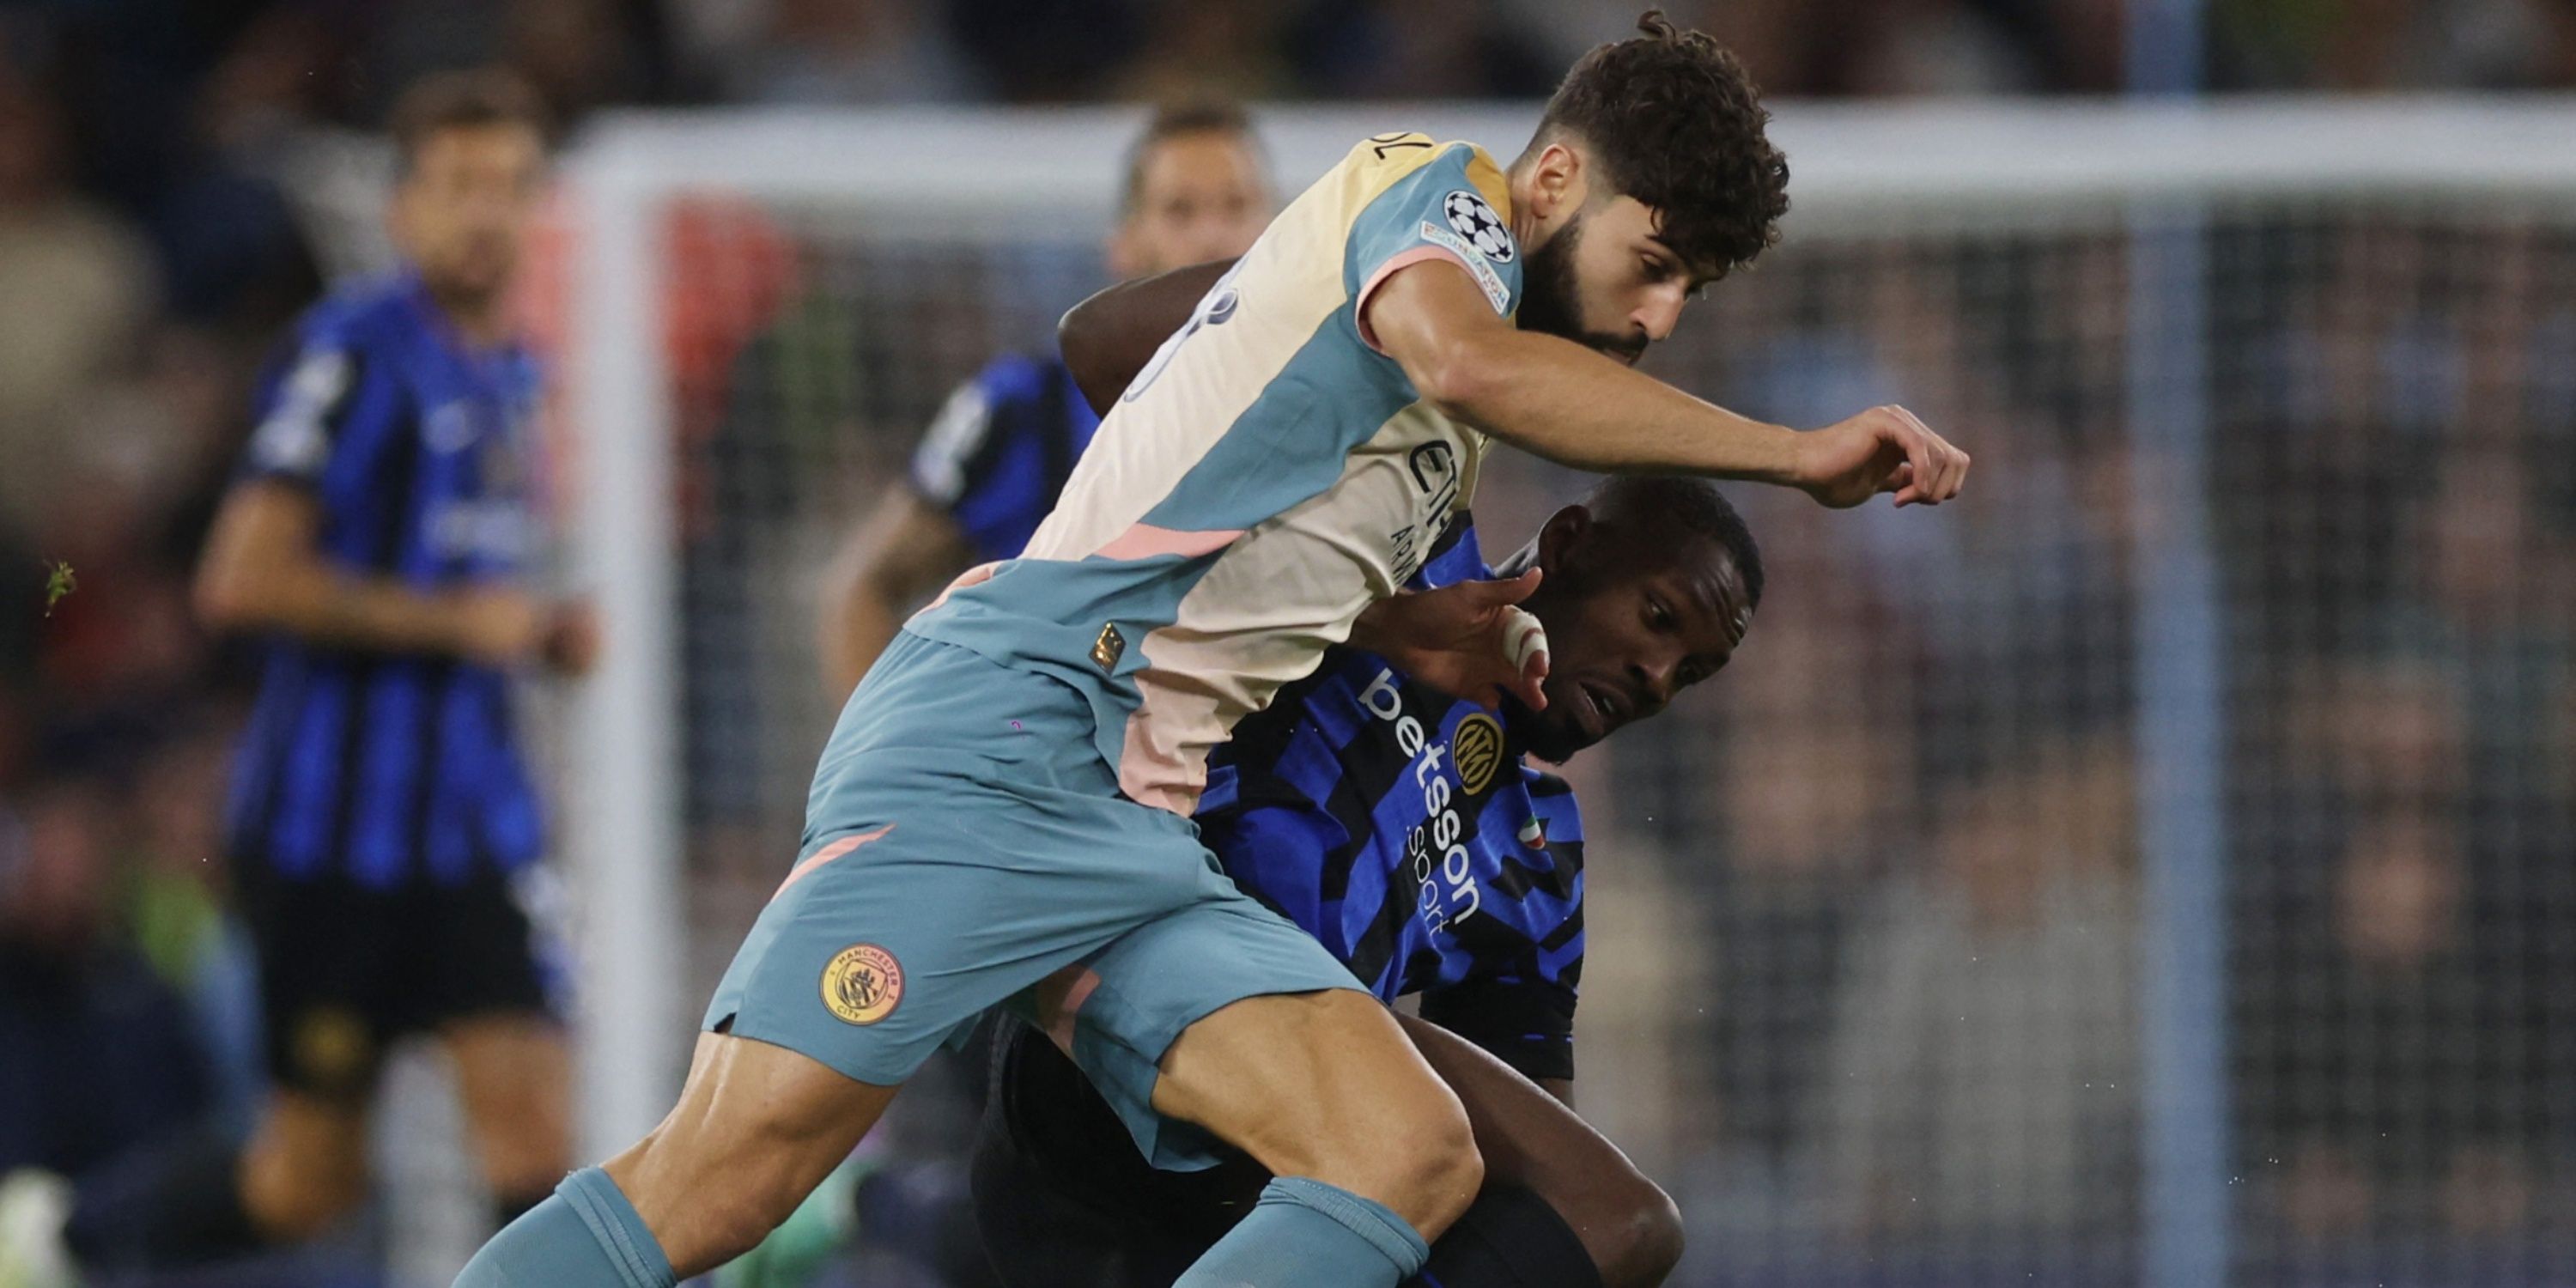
[424,282,513,348]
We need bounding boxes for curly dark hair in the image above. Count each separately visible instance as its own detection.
[1530,11,1789,279]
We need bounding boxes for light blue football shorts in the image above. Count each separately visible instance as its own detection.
[702,629,1364,1168]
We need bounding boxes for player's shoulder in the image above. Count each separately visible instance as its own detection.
[1408,513,1490,591]
[294,273,428,355]
[1338,133,1504,181]
[1520,766,1583,828]
[970,350,1067,406]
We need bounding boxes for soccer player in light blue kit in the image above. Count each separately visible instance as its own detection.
[459,15,1967,1288]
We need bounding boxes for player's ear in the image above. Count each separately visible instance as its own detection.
[1537,504,1592,575]
[1525,141,1587,227]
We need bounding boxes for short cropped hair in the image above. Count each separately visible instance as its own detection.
[389,68,549,177]
[1533,11,1789,280]
[1119,99,1263,216]
[1588,473,1766,609]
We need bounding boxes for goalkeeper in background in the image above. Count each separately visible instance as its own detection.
[817,100,1276,697]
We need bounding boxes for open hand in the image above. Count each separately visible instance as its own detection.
[1793,404,1970,508]
[1352,568,1550,712]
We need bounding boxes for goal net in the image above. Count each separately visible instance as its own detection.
[526,100,2576,1288]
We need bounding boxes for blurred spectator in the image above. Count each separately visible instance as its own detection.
[0,776,214,1181]
[2239,653,2563,1248]
[1286,0,1557,98]
[147,8,330,334]
[0,70,156,539]
[725,0,986,104]
[1689,502,1923,1163]
[2211,0,2573,88]
[1807,740,2140,1259]
[1112,0,1297,104]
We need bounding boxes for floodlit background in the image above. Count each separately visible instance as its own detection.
[2,3,2572,1286]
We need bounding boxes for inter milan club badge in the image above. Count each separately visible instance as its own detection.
[1443,190,1514,263]
[822,944,903,1025]
[1453,713,1504,796]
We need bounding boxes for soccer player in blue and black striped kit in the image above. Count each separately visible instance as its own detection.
[971,474,1761,1288]
[817,101,1275,698]
[29,70,592,1280]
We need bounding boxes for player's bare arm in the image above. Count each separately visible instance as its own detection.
[817,484,975,697]
[1059,256,1236,414]
[1397,1015,1680,1286]
[1365,259,1968,508]
[196,479,579,669]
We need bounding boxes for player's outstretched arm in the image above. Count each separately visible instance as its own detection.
[195,480,571,667]
[1367,261,1970,507]
[1058,258,1236,415]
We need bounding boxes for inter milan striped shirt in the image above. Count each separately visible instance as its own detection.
[908,354,1101,564]
[222,272,546,887]
[1196,519,1586,1081]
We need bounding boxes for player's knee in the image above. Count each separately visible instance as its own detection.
[613,1128,800,1267]
[1591,1179,1685,1288]
[1357,1091,1484,1235]
[696,1188,801,1266]
[471,1099,572,1200]
[1412,1115,1487,1233]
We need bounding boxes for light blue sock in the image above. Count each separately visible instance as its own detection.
[453,1167,675,1288]
[1174,1176,1432,1287]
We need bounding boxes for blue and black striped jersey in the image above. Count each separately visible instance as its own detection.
[908,354,1102,563]
[222,273,546,887]
[1197,519,1586,1081]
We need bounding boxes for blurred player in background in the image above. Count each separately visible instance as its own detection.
[818,100,1275,696]
[0,69,592,1288]
[973,475,1763,1288]
[459,14,1961,1288]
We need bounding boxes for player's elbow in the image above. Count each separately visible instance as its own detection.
[191,556,269,632]
[1400,331,1506,424]
[1594,1179,1686,1288]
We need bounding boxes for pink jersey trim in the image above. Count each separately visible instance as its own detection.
[1034,965,1104,1054]
[1355,245,1478,353]
[916,562,999,616]
[1119,685,1206,817]
[1092,523,1244,562]
[772,823,895,899]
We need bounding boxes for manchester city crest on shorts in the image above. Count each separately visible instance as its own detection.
[1443,190,1514,263]
[821,944,903,1025]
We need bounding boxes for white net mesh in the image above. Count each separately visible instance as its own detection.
[539,105,2576,1287]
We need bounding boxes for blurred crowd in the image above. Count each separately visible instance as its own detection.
[5,0,2576,1285]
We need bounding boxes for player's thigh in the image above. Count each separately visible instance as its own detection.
[1153,989,1473,1177]
[442,1012,573,1194]
[1046,891,1478,1207]
[233,862,399,1103]
[240,1089,374,1236]
[604,1031,900,1275]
